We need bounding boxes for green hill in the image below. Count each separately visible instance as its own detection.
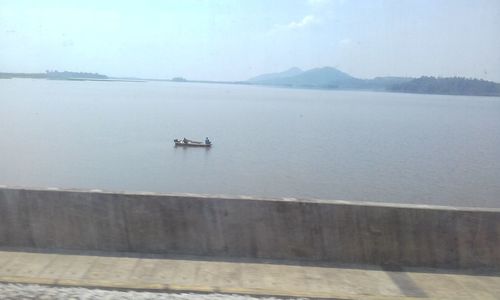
[247,67,499,96]
[389,76,500,97]
[247,67,303,82]
[247,67,410,90]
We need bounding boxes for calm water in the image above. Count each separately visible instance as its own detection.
[1,79,500,208]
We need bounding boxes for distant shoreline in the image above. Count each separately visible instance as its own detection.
[2,71,499,98]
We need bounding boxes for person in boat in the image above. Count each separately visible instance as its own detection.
[205,137,211,145]
[183,137,188,144]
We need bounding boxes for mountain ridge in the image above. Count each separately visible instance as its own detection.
[247,67,303,82]
[247,66,407,90]
[246,67,500,96]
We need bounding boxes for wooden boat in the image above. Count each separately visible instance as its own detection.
[174,139,212,147]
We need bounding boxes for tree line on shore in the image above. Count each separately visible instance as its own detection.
[388,76,500,97]
[0,70,107,80]
[3,68,500,97]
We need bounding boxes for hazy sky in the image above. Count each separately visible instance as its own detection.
[1,0,500,81]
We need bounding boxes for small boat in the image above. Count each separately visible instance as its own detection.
[174,138,212,147]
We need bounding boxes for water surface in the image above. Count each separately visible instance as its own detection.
[1,79,499,207]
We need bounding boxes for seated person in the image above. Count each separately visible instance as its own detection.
[205,137,211,145]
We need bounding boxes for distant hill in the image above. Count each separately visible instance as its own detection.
[389,76,500,97]
[248,67,410,90]
[171,77,188,82]
[264,67,362,88]
[249,66,357,88]
[46,71,108,80]
[247,67,500,96]
[248,67,303,82]
[0,71,108,80]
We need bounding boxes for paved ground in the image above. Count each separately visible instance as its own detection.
[0,282,302,300]
[0,250,498,299]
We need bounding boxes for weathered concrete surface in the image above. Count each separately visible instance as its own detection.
[0,250,499,299]
[0,283,296,300]
[0,186,499,269]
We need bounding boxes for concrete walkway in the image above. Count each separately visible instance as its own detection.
[0,250,498,299]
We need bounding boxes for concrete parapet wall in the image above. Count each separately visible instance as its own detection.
[0,186,499,269]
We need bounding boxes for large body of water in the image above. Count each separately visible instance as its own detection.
[1,79,499,207]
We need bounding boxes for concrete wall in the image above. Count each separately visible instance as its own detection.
[0,186,499,269]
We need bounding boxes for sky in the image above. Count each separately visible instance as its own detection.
[1,0,500,81]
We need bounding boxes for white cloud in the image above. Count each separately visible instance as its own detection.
[268,14,320,35]
[286,15,319,29]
